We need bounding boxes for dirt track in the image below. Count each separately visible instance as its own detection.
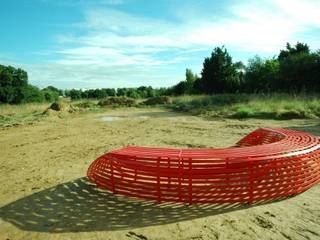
[0,108,319,240]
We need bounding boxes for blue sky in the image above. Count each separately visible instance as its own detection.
[0,0,319,89]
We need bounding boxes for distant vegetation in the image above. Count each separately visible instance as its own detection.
[169,42,320,95]
[65,86,168,101]
[1,41,320,126]
[171,94,320,119]
[0,65,62,104]
[1,42,319,104]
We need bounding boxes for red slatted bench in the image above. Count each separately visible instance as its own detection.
[87,128,320,204]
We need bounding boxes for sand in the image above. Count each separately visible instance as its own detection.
[0,108,319,240]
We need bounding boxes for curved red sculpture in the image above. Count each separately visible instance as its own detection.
[87,128,320,204]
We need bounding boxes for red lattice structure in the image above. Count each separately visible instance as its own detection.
[87,128,320,204]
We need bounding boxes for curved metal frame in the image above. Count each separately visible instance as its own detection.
[87,128,320,204]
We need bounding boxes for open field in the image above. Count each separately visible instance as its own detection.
[0,107,319,240]
[1,94,320,129]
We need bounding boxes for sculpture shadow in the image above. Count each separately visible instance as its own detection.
[0,177,282,233]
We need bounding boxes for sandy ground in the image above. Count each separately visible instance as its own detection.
[0,108,319,240]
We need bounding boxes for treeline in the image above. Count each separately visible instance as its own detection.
[1,42,319,104]
[0,64,62,104]
[65,86,168,100]
[170,42,320,95]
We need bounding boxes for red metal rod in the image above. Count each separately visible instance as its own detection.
[87,128,320,204]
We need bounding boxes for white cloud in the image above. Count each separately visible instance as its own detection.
[58,0,320,59]
[26,0,320,88]
[20,62,181,89]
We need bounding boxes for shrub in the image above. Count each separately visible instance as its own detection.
[276,110,306,119]
[22,85,45,103]
[231,106,255,118]
[142,96,172,105]
[42,90,59,102]
[73,101,96,108]
[98,97,136,107]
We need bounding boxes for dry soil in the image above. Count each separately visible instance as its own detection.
[0,108,319,240]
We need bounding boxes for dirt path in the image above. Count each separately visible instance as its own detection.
[0,108,319,240]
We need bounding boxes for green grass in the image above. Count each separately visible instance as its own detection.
[170,94,320,119]
[1,94,319,128]
[0,102,51,128]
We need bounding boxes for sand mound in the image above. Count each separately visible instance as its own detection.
[42,108,59,116]
[43,101,78,115]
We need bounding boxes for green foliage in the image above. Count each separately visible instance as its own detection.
[126,88,141,99]
[185,68,197,94]
[279,52,320,92]
[171,94,320,119]
[22,85,45,103]
[0,64,28,103]
[232,106,255,118]
[278,42,310,61]
[98,97,136,107]
[170,42,319,95]
[244,56,280,92]
[171,81,188,95]
[69,89,82,100]
[2,41,319,106]
[169,69,200,96]
[0,65,61,104]
[66,86,168,101]
[42,89,59,102]
[142,96,171,105]
[200,46,239,93]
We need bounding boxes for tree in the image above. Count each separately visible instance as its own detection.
[243,56,279,92]
[279,52,320,92]
[200,46,239,93]
[278,42,310,61]
[23,85,45,103]
[0,65,28,103]
[126,88,140,98]
[117,88,127,96]
[277,42,320,92]
[104,88,116,97]
[172,81,188,95]
[41,86,60,102]
[69,89,82,100]
[185,68,197,94]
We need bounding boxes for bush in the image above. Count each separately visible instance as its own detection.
[98,97,136,107]
[0,65,29,104]
[73,101,96,109]
[276,110,306,119]
[42,90,59,102]
[231,106,255,118]
[142,96,172,105]
[70,89,82,100]
[22,85,45,103]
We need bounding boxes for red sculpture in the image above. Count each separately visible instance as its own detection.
[87,128,320,204]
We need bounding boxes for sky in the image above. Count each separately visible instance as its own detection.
[0,0,319,89]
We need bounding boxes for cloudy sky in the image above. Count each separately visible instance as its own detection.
[0,0,319,89]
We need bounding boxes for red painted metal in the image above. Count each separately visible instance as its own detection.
[87,128,320,204]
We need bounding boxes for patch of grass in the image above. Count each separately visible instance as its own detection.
[169,94,320,119]
[98,97,137,107]
[71,100,101,112]
[0,102,51,128]
[231,106,256,118]
[142,96,172,105]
